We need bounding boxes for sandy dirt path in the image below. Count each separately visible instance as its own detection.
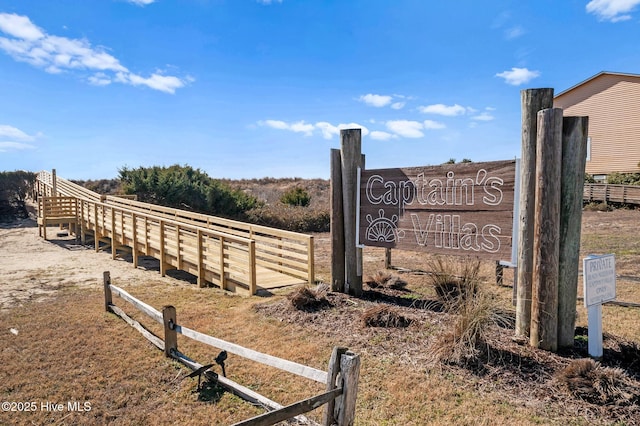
[0,219,189,312]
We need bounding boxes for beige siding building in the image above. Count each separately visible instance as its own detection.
[554,71,640,181]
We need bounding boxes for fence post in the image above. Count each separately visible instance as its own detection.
[335,351,360,426]
[384,248,391,269]
[530,108,563,352]
[323,347,348,426]
[103,271,112,312]
[495,261,504,286]
[162,305,177,357]
[248,240,257,295]
[307,236,315,285]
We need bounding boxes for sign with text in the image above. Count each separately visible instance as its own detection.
[583,254,616,307]
[358,159,517,261]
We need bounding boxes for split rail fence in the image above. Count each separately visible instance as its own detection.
[103,272,360,426]
[35,170,314,295]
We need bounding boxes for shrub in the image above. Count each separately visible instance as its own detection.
[280,187,311,207]
[118,165,260,219]
[244,205,329,232]
[0,171,36,221]
[606,172,640,185]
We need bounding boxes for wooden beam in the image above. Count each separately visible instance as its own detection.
[109,304,164,350]
[340,129,363,296]
[558,116,589,348]
[110,284,164,324]
[175,324,328,383]
[330,148,345,292]
[516,88,554,337]
[232,388,341,426]
[530,107,562,352]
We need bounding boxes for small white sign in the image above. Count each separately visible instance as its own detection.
[583,254,616,307]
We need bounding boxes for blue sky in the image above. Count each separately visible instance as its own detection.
[1,0,640,180]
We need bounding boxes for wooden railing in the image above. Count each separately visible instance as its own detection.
[105,196,314,285]
[35,170,315,294]
[80,198,257,293]
[583,183,640,205]
[103,272,360,426]
[37,196,78,239]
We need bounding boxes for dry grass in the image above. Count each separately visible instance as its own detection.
[287,284,330,311]
[2,208,640,425]
[364,271,407,290]
[427,256,481,312]
[361,305,412,328]
[555,358,640,405]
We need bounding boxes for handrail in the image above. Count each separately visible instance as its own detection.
[583,183,640,205]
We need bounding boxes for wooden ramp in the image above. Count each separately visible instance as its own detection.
[35,170,315,295]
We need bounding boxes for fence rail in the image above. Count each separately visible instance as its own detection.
[583,183,640,205]
[103,272,359,426]
[35,170,315,294]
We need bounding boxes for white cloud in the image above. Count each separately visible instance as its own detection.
[505,26,525,39]
[0,13,190,94]
[258,120,369,139]
[315,121,339,139]
[359,93,393,107]
[0,141,35,152]
[471,112,495,121]
[586,0,640,21]
[128,0,156,5]
[0,124,36,141]
[0,13,44,41]
[390,102,405,110]
[495,67,540,85]
[423,120,446,129]
[88,72,111,86]
[419,103,467,116]
[370,131,396,141]
[0,124,39,152]
[386,120,425,138]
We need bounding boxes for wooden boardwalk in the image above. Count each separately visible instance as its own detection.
[35,171,314,295]
[583,183,640,206]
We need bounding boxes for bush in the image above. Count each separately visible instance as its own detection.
[606,172,640,185]
[244,205,329,232]
[280,187,311,207]
[427,256,480,311]
[118,165,260,219]
[0,171,36,221]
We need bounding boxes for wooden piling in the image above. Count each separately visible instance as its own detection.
[516,88,554,337]
[330,149,345,292]
[340,129,363,296]
[558,116,589,348]
[530,108,563,352]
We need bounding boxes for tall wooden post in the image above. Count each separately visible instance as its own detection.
[558,116,589,348]
[52,169,57,196]
[530,108,563,352]
[340,129,363,296]
[331,149,345,292]
[516,88,554,337]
